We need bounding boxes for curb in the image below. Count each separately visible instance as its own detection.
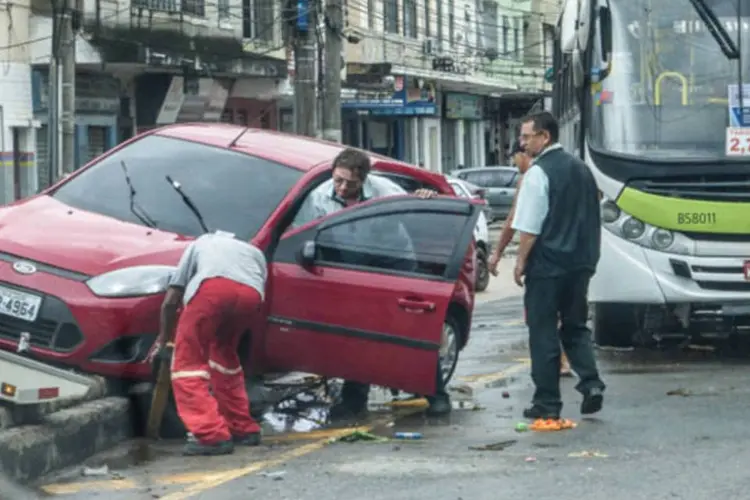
[0,397,132,484]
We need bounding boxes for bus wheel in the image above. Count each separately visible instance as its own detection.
[591,303,637,348]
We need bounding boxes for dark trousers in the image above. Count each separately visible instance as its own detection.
[524,271,605,415]
[340,363,449,408]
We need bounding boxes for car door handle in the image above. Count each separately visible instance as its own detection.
[398,298,436,313]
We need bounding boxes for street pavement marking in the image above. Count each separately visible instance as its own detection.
[459,358,531,388]
[42,360,531,497]
[41,479,139,494]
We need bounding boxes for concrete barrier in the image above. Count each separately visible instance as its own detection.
[0,397,132,483]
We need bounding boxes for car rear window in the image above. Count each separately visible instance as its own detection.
[462,170,516,188]
[51,135,303,240]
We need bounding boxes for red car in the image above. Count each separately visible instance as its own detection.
[0,124,480,400]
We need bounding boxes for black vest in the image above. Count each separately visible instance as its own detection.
[525,147,601,278]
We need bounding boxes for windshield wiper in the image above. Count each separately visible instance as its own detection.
[165,175,209,234]
[120,161,157,228]
[687,0,740,59]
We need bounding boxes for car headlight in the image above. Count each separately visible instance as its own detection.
[600,197,692,255]
[86,265,175,298]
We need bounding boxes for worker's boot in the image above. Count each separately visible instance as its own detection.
[233,432,261,446]
[182,439,234,456]
[425,367,452,417]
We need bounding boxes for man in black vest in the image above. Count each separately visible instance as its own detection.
[511,111,606,420]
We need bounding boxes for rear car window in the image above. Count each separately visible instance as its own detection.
[51,135,303,240]
[462,170,516,188]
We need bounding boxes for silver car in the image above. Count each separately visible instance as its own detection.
[453,166,519,222]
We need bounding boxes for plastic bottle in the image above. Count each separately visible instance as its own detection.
[394,432,423,440]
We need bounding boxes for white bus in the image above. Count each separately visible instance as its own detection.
[553,0,750,346]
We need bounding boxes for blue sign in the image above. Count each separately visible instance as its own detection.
[728,84,750,127]
[342,76,437,116]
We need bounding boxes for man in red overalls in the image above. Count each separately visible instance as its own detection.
[147,231,268,456]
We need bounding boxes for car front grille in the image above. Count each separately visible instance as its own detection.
[0,283,84,352]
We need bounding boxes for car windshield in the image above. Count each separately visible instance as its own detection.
[589,0,750,160]
[51,135,303,240]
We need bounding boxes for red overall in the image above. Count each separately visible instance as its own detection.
[170,277,262,444]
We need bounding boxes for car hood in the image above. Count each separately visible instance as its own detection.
[0,196,192,277]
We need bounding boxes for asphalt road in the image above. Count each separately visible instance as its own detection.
[33,286,750,500]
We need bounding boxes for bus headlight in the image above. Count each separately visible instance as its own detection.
[600,197,691,255]
[601,200,620,223]
[651,228,674,250]
[622,217,645,239]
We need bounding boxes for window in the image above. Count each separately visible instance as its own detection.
[424,0,431,37]
[316,211,470,277]
[487,170,516,187]
[448,0,455,44]
[218,0,230,22]
[482,1,498,52]
[243,0,275,42]
[182,0,204,16]
[461,170,515,188]
[384,0,398,34]
[403,0,417,38]
[132,0,177,12]
[371,172,430,193]
[436,0,443,42]
[51,135,303,240]
[368,0,375,29]
[513,17,520,60]
[502,15,509,55]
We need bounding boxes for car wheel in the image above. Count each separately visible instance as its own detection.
[439,316,461,386]
[475,247,490,292]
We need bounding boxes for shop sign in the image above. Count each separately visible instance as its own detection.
[342,76,438,116]
[444,93,483,120]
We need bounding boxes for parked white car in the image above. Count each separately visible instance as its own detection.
[446,177,491,292]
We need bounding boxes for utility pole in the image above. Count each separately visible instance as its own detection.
[293,0,317,137]
[321,0,343,143]
[59,3,77,174]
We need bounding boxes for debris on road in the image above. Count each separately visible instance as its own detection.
[259,471,286,480]
[338,430,389,443]
[502,391,510,398]
[469,439,517,451]
[81,465,109,477]
[530,418,577,432]
[525,456,537,463]
[667,388,692,397]
[686,344,715,352]
[394,432,423,440]
[568,450,608,458]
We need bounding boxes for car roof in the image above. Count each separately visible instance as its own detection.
[154,123,405,172]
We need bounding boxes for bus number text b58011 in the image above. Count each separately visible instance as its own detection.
[677,212,717,225]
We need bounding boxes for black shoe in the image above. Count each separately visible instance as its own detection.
[425,395,452,417]
[183,439,234,456]
[233,432,261,446]
[581,388,604,415]
[522,405,560,420]
[329,399,368,420]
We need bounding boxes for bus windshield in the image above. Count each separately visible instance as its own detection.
[588,0,750,160]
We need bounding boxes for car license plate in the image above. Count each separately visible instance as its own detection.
[0,285,42,322]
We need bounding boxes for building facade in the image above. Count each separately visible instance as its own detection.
[341,0,555,173]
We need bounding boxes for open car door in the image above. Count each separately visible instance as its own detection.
[265,196,481,395]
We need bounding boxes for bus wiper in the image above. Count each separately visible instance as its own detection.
[165,175,209,234]
[688,0,740,59]
[120,161,157,228]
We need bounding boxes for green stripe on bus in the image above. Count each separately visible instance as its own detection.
[616,187,750,234]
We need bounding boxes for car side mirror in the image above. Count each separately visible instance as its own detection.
[296,240,317,267]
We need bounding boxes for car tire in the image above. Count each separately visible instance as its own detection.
[592,302,637,348]
[475,247,490,292]
[439,316,462,387]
